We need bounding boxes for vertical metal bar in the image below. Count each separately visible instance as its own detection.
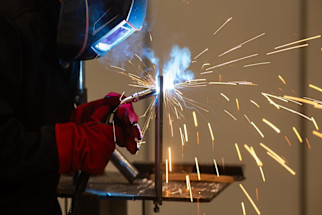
[154,75,163,211]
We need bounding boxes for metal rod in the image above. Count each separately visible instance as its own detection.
[154,75,163,211]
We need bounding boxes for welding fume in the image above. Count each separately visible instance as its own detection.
[0,0,147,214]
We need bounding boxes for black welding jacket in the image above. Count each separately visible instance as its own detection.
[0,0,78,214]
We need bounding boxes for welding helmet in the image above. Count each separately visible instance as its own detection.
[57,0,147,62]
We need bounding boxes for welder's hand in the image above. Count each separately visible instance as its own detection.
[55,93,142,174]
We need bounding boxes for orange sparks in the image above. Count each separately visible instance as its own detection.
[284,136,292,146]
[260,143,285,164]
[221,93,230,101]
[312,117,319,130]
[235,143,242,161]
[208,122,215,145]
[266,152,296,175]
[250,100,260,108]
[278,75,286,85]
[180,127,185,146]
[166,159,169,183]
[241,202,246,215]
[168,147,172,172]
[206,54,258,71]
[194,48,209,60]
[184,124,189,143]
[305,138,311,150]
[195,157,201,180]
[283,95,322,109]
[239,184,261,215]
[256,188,259,201]
[222,157,225,170]
[259,166,266,182]
[244,144,263,167]
[274,35,321,49]
[236,98,240,111]
[309,84,322,93]
[267,44,308,55]
[262,118,281,133]
[213,17,232,36]
[293,126,303,143]
[244,61,270,67]
[313,130,322,138]
[251,122,265,138]
[213,158,220,177]
[192,111,198,127]
[197,131,200,145]
[186,175,193,202]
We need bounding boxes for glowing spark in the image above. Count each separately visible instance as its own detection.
[206,53,258,71]
[274,35,321,49]
[251,122,265,138]
[239,184,261,215]
[109,65,125,71]
[194,48,209,60]
[183,124,189,142]
[236,98,240,111]
[195,157,201,180]
[266,152,296,175]
[256,188,259,201]
[192,111,198,127]
[244,62,270,67]
[278,75,286,85]
[259,166,266,182]
[262,118,281,133]
[266,44,308,55]
[260,143,285,164]
[244,114,251,124]
[202,63,211,69]
[285,136,292,146]
[241,202,246,215]
[305,138,311,150]
[244,144,263,167]
[200,71,213,75]
[197,131,200,145]
[174,107,179,119]
[179,127,185,146]
[213,158,220,177]
[169,114,174,137]
[222,157,225,169]
[186,175,193,202]
[166,159,169,183]
[168,147,172,172]
[283,95,322,109]
[213,17,232,36]
[313,130,322,138]
[112,120,116,143]
[221,93,230,101]
[149,32,153,42]
[219,33,265,57]
[293,126,303,143]
[135,53,143,62]
[208,123,215,147]
[250,100,260,108]
[235,143,242,161]
[224,110,237,120]
[309,84,322,92]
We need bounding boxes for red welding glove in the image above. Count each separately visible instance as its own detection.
[55,93,142,175]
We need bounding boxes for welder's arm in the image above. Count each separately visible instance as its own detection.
[55,93,142,175]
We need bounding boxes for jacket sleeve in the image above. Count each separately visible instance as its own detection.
[0,14,59,184]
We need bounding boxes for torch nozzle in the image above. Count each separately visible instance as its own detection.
[120,88,157,104]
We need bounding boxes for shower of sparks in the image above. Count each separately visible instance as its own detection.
[224,110,237,120]
[236,98,240,111]
[266,44,308,56]
[213,17,232,36]
[243,61,270,67]
[168,147,172,172]
[206,53,258,71]
[192,111,198,127]
[259,166,266,182]
[262,118,281,133]
[292,126,303,143]
[313,130,322,138]
[221,93,230,101]
[239,184,261,215]
[241,202,246,215]
[309,83,322,92]
[166,159,169,183]
[235,143,242,161]
[283,95,322,109]
[278,75,286,85]
[250,100,260,108]
[305,138,311,150]
[213,158,220,177]
[274,35,321,49]
[186,175,193,202]
[284,136,292,146]
[195,157,201,180]
[194,48,209,60]
[244,144,263,167]
[208,123,215,148]
[251,122,265,138]
[218,33,265,57]
[184,124,189,142]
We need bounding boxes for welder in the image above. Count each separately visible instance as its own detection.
[0,0,146,214]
